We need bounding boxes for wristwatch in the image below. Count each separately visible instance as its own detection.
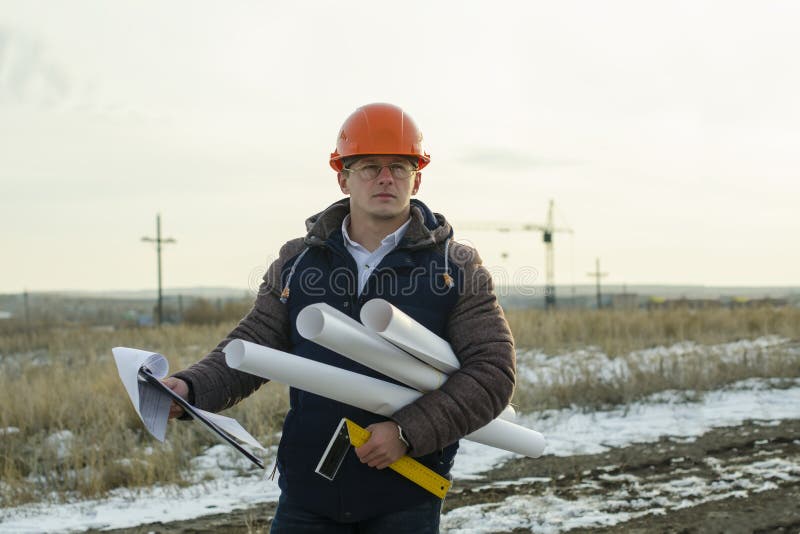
[396,424,411,449]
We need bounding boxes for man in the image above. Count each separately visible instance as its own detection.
[164,103,515,533]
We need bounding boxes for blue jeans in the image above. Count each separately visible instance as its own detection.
[269,494,442,534]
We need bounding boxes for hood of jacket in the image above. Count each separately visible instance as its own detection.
[302,198,453,251]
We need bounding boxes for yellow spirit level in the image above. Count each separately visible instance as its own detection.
[315,418,451,499]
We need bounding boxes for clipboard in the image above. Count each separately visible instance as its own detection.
[138,366,265,469]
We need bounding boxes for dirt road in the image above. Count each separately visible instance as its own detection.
[96,419,800,533]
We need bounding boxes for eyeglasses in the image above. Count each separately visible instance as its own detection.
[343,163,418,181]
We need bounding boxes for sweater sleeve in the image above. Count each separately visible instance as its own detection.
[172,239,304,413]
[390,244,516,456]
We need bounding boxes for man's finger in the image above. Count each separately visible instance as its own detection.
[161,377,189,419]
[355,439,375,461]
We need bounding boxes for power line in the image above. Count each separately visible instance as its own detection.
[142,214,176,326]
[586,257,608,310]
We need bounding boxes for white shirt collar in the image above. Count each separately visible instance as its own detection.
[341,214,411,252]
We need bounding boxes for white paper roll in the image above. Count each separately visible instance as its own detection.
[360,298,461,374]
[224,339,545,458]
[224,339,419,416]
[359,298,516,422]
[297,303,446,392]
[466,418,545,457]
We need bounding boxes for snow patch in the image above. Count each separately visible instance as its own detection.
[44,430,74,460]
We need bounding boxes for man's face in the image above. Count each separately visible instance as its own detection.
[337,155,422,222]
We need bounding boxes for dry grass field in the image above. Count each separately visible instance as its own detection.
[507,306,800,411]
[0,324,290,507]
[1,306,798,508]
[506,305,800,355]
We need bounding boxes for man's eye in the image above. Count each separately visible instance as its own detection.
[389,164,408,172]
[362,165,381,172]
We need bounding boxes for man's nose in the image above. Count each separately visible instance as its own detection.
[376,166,395,183]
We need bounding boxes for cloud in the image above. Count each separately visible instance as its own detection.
[0,26,71,108]
[0,25,174,125]
[456,146,584,171]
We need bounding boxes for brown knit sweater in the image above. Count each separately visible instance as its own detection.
[174,199,516,457]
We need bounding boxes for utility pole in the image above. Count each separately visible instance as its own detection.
[22,289,31,348]
[142,214,176,326]
[23,290,30,329]
[586,258,608,309]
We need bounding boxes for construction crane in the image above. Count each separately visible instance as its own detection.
[458,199,573,310]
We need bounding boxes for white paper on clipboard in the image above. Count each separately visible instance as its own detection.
[112,346,266,468]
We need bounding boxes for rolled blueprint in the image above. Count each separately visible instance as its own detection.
[465,418,540,455]
[500,404,516,421]
[360,298,516,421]
[360,298,461,374]
[224,339,419,416]
[224,339,545,458]
[296,303,446,392]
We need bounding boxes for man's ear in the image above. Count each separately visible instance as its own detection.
[337,172,350,194]
[412,172,422,195]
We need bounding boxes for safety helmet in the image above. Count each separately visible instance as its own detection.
[329,103,431,172]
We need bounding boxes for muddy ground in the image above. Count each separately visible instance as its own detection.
[95,419,800,533]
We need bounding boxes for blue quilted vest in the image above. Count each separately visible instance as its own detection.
[276,200,461,522]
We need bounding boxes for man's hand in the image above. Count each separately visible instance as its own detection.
[355,421,409,469]
[162,377,189,419]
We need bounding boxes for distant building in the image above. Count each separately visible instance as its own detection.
[646,296,788,310]
[647,297,723,310]
[611,293,639,310]
[0,310,12,320]
[731,297,789,308]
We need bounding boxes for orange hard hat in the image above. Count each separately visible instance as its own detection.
[329,103,431,172]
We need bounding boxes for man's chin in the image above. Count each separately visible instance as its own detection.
[366,205,408,221]
[370,211,401,221]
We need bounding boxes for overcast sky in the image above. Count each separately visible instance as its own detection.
[2,0,799,293]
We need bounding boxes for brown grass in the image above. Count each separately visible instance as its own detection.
[0,324,287,507]
[506,306,800,412]
[1,306,798,507]
[505,306,800,356]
